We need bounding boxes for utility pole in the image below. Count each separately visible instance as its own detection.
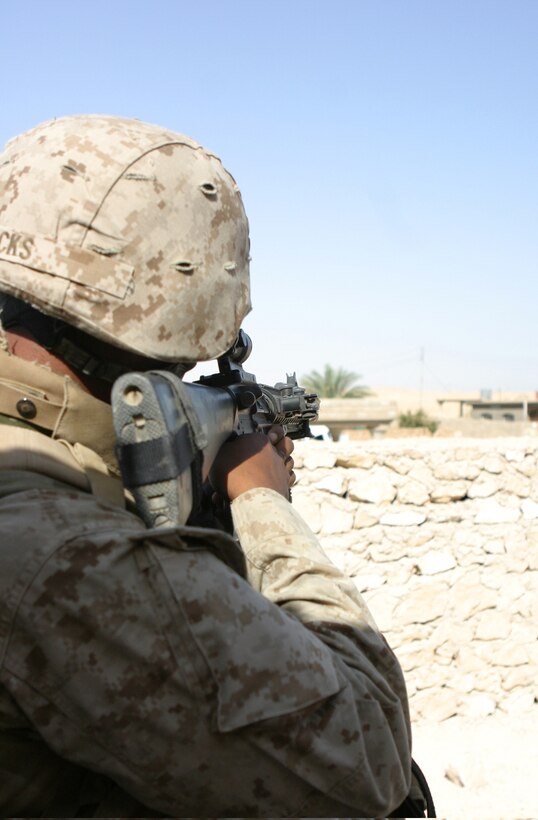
[419,346,424,410]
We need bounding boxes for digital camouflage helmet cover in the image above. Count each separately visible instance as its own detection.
[0,115,251,363]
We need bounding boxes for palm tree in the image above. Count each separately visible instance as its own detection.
[301,364,370,398]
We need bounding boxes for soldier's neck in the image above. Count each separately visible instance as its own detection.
[5,329,111,402]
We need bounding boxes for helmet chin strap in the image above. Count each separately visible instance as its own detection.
[52,336,194,381]
[51,336,133,383]
[0,295,128,383]
[0,294,191,383]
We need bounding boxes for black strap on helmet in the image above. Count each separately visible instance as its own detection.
[0,294,190,383]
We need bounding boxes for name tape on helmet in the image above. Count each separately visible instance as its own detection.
[0,226,134,299]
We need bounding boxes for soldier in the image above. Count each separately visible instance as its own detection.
[0,116,415,816]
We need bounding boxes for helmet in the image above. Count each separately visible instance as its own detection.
[0,115,251,363]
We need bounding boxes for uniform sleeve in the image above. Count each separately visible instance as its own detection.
[232,487,382,628]
[231,487,412,807]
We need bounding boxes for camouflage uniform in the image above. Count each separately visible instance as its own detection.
[0,352,411,817]
[0,116,412,817]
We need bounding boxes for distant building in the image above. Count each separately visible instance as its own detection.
[316,398,398,440]
[437,397,538,423]
[469,400,538,423]
[314,390,538,440]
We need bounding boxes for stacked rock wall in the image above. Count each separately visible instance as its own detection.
[293,437,538,723]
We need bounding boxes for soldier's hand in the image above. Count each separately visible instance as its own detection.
[210,425,295,501]
[268,425,296,489]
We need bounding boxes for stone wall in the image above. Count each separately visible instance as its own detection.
[293,437,538,723]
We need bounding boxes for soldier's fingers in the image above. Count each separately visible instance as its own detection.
[267,425,286,445]
[285,457,297,487]
[278,437,294,459]
[283,454,295,487]
[268,427,294,460]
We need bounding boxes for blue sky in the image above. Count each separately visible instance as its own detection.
[3,0,538,393]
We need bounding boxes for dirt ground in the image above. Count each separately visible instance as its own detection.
[412,708,538,819]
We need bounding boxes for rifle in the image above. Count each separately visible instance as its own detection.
[111,330,319,528]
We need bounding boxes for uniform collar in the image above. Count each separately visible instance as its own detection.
[0,348,119,474]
